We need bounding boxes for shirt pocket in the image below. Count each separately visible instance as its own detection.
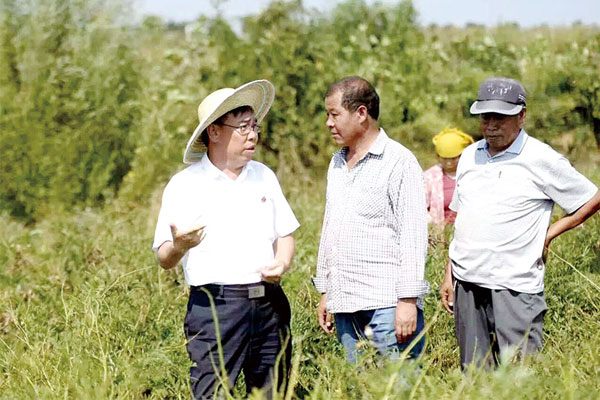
[353,184,387,219]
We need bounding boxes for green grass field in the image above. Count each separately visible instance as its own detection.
[2,1,600,398]
[1,166,599,399]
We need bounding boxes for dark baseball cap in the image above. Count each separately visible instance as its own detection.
[470,77,526,115]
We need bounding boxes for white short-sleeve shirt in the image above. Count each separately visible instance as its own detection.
[449,130,597,293]
[153,155,300,286]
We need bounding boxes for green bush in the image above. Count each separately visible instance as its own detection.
[1,0,600,220]
[0,0,141,221]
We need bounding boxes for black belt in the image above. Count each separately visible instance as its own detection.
[191,282,275,299]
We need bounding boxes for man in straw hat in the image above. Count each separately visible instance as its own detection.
[152,80,299,398]
[313,76,430,363]
[440,77,600,369]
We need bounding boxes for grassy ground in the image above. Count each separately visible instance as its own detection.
[1,167,599,399]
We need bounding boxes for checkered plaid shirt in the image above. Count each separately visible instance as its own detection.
[313,129,430,313]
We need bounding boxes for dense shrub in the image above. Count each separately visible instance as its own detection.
[1,0,600,220]
[0,0,141,221]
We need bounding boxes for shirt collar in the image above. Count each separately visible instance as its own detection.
[477,129,528,157]
[334,128,388,161]
[199,153,251,181]
[368,128,388,155]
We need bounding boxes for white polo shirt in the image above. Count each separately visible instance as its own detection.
[153,155,300,286]
[449,130,597,293]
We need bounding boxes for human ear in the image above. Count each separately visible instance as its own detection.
[207,125,219,143]
[519,109,527,126]
[356,105,369,122]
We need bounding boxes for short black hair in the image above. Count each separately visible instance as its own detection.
[326,76,380,120]
[201,105,254,146]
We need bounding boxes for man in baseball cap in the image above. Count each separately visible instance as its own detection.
[440,77,600,369]
[153,80,300,398]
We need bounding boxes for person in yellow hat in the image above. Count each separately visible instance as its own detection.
[424,128,474,226]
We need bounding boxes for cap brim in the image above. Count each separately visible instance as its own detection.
[470,100,524,115]
[183,80,275,164]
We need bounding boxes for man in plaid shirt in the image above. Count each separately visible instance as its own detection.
[313,76,430,362]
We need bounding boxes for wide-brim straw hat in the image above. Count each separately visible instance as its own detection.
[183,80,275,164]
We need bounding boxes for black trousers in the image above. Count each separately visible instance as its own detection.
[184,282,292,399]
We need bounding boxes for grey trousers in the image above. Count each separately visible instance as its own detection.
[454,279,547,369]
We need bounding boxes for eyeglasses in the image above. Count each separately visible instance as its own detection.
[219,122,261,136]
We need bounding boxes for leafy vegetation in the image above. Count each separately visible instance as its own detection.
[1,0,599,398]
[2,0,600,221]
[1,169,599,398]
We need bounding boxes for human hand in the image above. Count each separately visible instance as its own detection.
[317,294,334,334]
[170,222,206,253]
[542,246,549,264]
[542,233,553,263]
[260,259,287,283]
[395,299,417,343]
[439,276,454,314]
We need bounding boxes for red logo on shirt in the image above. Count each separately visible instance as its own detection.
[261,196,267,203]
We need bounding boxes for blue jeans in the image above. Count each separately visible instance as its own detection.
[335,307,425,363]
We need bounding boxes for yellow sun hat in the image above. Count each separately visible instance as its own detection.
[432,128,474,158]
